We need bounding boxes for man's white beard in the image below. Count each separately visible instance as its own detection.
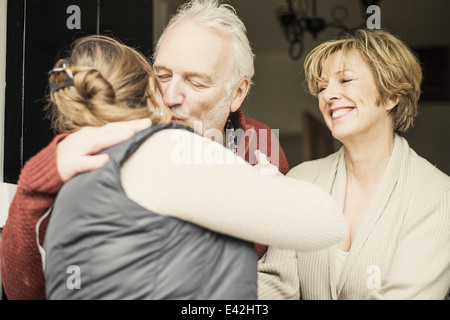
[199,93,232,136]
[170,92,232,137]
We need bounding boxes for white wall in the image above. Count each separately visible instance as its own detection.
[0,0,7,181]
[0,0,10,228]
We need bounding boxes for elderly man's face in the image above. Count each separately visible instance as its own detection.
[154,19,233,136]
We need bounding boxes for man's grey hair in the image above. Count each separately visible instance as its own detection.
[153,0,255,96]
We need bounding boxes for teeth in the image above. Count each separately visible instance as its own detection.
[332,108,353,118]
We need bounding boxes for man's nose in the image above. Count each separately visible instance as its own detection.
[161,77,184,107]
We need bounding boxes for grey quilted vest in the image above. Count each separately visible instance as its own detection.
[44,123,257,300]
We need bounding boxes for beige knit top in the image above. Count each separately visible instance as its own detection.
[258,134,450,300]
[120,128,347,252]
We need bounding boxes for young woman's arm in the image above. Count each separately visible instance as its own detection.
[121,129,347,252]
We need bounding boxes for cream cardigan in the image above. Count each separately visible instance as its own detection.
[258,134,450,299]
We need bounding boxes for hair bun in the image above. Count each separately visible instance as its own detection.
[74,68,116,106]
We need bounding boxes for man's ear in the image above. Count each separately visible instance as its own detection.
[230,77,250,113]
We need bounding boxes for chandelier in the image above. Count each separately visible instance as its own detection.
[277,0,382,60]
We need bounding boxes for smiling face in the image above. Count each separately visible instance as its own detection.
[317,50,396,144]
[153,19,235,134]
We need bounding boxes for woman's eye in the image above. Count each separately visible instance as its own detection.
[341,79,352,84]
[318,87,326,93]
[157,74,170,81]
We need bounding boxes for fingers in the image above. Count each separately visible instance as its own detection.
[254,150,283,176]
[56,119,152,182]
[81,118,152,154]
[255,150,270,165]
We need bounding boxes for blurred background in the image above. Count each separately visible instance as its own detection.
[224,0,450,173]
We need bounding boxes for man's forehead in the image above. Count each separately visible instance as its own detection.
[155,31,230,81]
[158,20,230,60]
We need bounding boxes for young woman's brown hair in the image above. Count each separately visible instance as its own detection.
[46,35,172,133]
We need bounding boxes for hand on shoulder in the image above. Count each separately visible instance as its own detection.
[57,119,151,182]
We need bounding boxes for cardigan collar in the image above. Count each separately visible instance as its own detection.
[320,134,409,298]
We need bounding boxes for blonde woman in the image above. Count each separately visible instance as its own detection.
[1,35,346,300]
[258,29,450,300]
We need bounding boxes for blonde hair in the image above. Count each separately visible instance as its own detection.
[46,35,172,133]
[153,0,255,96]
[304,29,422,133]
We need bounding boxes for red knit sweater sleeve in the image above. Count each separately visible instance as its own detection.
[232,111,291,259]
[242,116,290,175]
[0,133,68,300]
